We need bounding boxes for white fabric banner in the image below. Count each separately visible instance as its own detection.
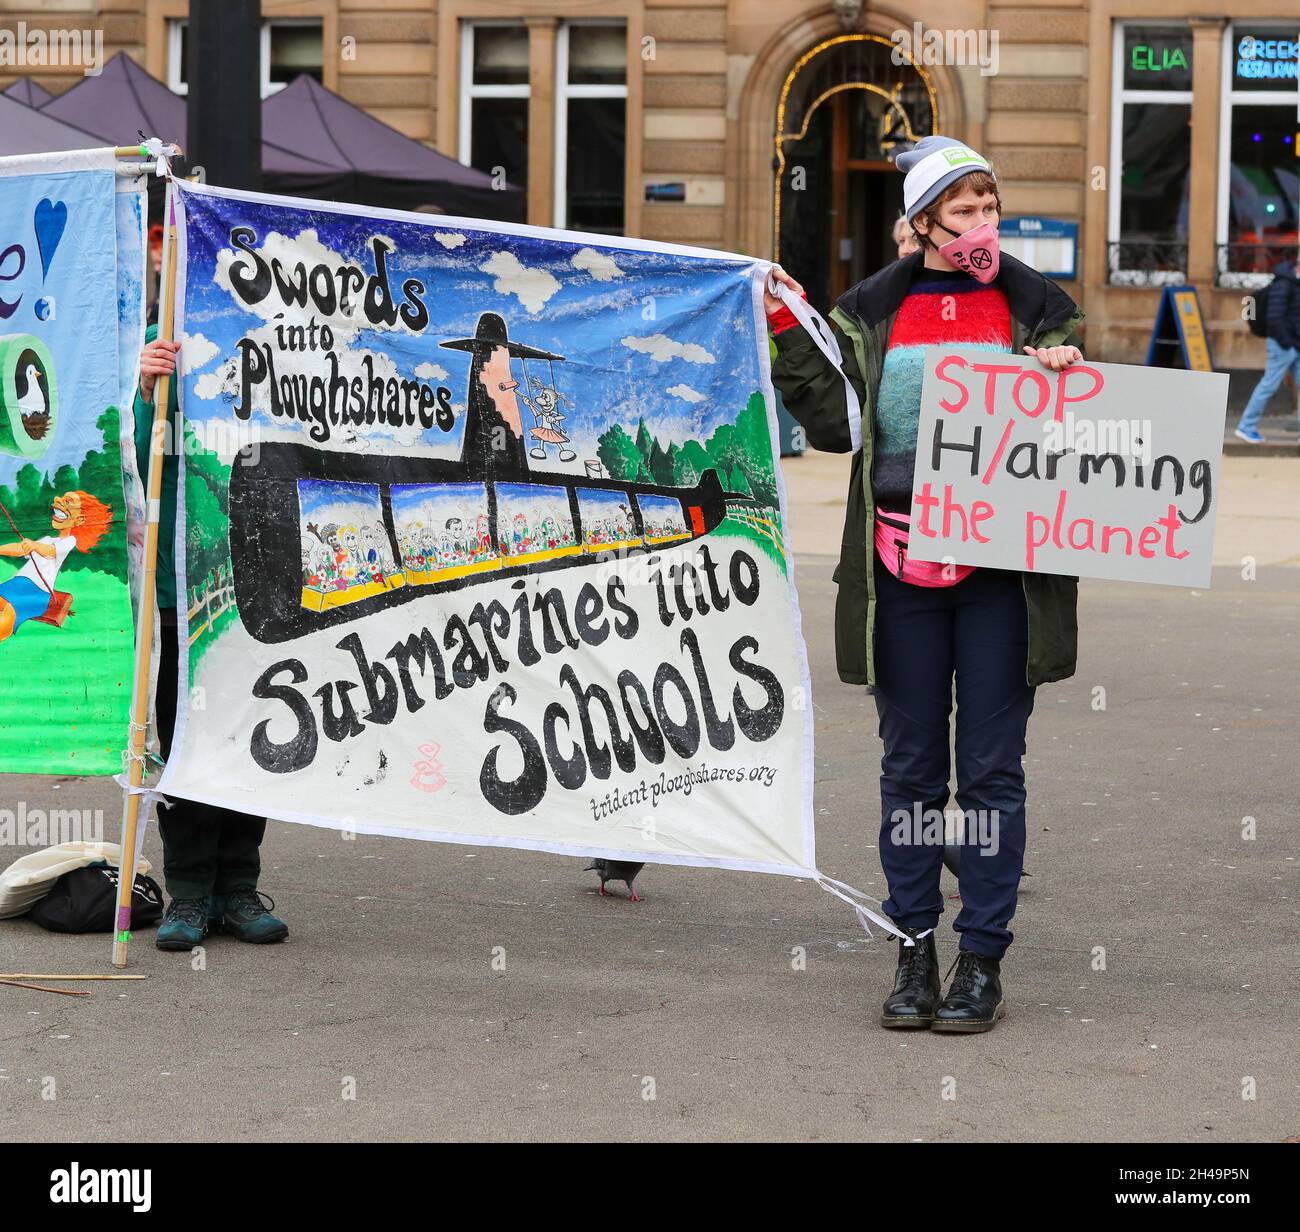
[0,147,117,179]
[156,180,823,878]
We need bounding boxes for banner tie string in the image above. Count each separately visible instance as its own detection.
[765,272,863,453]
[812,874,915,944]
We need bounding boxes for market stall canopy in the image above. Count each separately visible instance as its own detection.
[34,54,377,186]
[41,51,185,146]
[34,56,521,219]
[0,93,105,156]
[3,78,54,107]
[262,74,522,218]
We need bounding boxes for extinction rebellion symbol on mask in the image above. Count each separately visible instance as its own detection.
[969,247,993,270]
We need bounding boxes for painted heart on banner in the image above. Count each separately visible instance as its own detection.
[34,198,68,280]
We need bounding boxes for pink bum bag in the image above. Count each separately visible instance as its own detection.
[874,509,976,588]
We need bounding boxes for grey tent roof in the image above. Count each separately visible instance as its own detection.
[40,50,185,146]
[36,54,520,218]
[40,55,345,178]
[0,93,105,156]
[3,78,54,108]
[262,74,521,217]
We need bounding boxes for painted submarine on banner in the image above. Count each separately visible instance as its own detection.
[229,312,731,644]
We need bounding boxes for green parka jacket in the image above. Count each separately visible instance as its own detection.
[770,248,1086,692]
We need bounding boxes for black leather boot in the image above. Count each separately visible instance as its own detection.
[880,926,940,1028]
[932,950,1007,1033]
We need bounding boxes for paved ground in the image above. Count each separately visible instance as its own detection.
[1,451,1297,1142]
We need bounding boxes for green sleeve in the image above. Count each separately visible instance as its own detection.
[1034,308,1087,355]
[133,321,180,481]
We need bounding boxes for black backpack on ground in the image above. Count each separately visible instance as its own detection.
[28,861,164,933]
[1247,280,1273,338]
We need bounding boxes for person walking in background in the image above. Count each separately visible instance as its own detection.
[1235,258,1300,444]
[765,136,1085,1034]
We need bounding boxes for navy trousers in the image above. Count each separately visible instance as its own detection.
[871,553,1036,959]
[156,612,266,900]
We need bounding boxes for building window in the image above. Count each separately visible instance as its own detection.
[262,20,324,94]
[1108,22,1193,286]
[460,22,529,223]
[167,18,188,94]
[167,18,323,98]
[1216,24,1298,288]
[554,21,627,234]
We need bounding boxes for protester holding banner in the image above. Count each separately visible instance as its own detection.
[765,137,1085,1034]
[135,326,288,950]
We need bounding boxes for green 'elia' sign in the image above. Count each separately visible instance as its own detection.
[1130,44,1189,73]
[1123,28,1194,90]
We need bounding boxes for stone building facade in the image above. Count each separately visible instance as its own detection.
[2,1,1295,365]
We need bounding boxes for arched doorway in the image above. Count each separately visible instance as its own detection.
[773,35,939,311]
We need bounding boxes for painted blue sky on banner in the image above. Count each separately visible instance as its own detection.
[177,188,765,469]
[0,168,119,483]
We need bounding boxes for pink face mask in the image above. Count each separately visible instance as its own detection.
[934,220,1000,283]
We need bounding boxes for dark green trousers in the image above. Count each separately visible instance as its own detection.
[156,612,265,899]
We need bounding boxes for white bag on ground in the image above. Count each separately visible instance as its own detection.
[0,843,152,919]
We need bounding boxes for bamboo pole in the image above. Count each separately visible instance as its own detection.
[113,144,183,160]
[0,979,90,997]
[0,974,147,981]
[112,176,181,969]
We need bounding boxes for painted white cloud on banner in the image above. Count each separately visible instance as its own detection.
[196,226,462,458]
[186,321,449,458]
[621,333,716,365]
[666,383,706,403]
[179,331,219,372]
[479,250,561,314]
[543,286,641,322]
[571,247,624,282]
[434,232,467,249]
[212,227,421,339]
[194,355,239,402]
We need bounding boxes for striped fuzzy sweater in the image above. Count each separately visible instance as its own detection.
[872,266,1012,510]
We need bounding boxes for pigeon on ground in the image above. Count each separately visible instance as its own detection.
[584,858,644,902]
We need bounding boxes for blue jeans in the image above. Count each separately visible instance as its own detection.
[872,554,1036,959]
[1238,338,1300,434]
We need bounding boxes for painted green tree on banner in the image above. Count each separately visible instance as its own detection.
[597,424,648,482]
[183,421,233,592]
[593,399,777,506]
